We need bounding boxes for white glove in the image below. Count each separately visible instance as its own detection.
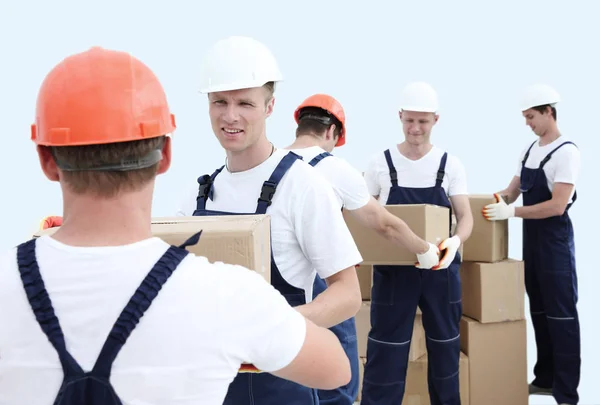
[433,235,461,270]
[415,242,440,270]
[482,193,515,221]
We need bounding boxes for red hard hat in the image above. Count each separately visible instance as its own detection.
[31,47,176,147]
[294,94,346,147]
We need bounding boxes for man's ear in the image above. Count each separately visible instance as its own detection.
[156,136,172,175]
[37,146,60,182]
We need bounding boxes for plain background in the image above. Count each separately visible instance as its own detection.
[1,1,597,403]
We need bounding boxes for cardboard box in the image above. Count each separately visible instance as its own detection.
[460,259,525,323]
[355,302,425,360]
[356,357,366,402]
[460,316,528,405]
[356,264,373,300]
[405,351,470,405]
[344,204,450,265]
[34,215,272,282]
[462,195,509,262]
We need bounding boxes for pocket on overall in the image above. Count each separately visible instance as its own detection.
[371,265,397,306]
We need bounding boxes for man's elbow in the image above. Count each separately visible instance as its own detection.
[553,202,567,217]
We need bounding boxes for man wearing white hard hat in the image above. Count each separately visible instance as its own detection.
[177,36,363,405]
[361,81,473,405]
[483,84,581,405]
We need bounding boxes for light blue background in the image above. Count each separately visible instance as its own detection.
[1,1,597,403]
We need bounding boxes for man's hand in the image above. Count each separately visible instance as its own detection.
[432,235,461,270]
[482,193,515,221]
[415,242,440,270]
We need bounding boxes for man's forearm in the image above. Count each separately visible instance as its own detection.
[515,200,564,219]
[295,279,361,329]
[453,216,473,244]
[380,214,429,254]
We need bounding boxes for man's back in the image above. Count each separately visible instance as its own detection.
[0,236,307,405]
[290,146,371,211]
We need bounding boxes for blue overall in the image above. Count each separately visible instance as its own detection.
[520,140,580,404]
[306,150,360,405]
[193,151,319,405]
[15,232,201,404]
[361,149,462,405]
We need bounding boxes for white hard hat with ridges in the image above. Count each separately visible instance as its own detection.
[520,83,560,111]
[199,36,283,94]
[398,81,439,113]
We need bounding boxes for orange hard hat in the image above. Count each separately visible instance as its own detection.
[294,94,346,147]
[31,47,176,147]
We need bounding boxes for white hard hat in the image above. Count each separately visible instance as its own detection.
[520,84,560,111]
[199,36,283,94]
[398,81,439,113]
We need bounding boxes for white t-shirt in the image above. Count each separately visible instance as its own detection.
[0,236,307,405]
[515,136,580,203]
[364,145,468,205]
[177,149,362,302]
[289,146,371,211]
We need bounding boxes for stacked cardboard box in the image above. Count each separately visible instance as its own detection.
[344,205,470,403]
[459,195,528,405]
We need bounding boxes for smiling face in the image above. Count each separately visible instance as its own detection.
[207,86,275,153]
[398,110,439,145]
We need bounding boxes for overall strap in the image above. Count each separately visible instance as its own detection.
[196,166,225,211]
[255,152,302,215]
[308,152,333,167]
[539,141,577,169]
[435,152,448,188]
[383,149,398,187]
[91,233,201,379]
[540,141,578,209]
[16,239,85,377]
[521,140,537,167]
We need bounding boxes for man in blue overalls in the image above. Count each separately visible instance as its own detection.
[361,81,473,405]
[483,84,581,405]
[286,93,442,405]
[178,36,364,405]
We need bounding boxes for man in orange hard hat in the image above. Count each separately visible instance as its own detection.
[0,46,352,404]
[286,93,441,405]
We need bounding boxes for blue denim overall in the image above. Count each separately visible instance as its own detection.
[306,150,360,405]
[193,151,319,405]
[520,140,580,404]
[361,149,462,405]
[15,232,201,404]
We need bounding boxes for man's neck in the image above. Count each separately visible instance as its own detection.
[539,125,561,146]
[397,141,433,160]
[226,137,275,173]
[286,134,321,150]
[51,190,154,247]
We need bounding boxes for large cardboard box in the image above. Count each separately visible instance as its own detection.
[461,195,509,262]
[33,215,272,282]
[460,259,525,323]
[460,316,528,405]
[355,302,425,360]
[404,352,470,405]
[356,264,373,300]
[344,204,450,265]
